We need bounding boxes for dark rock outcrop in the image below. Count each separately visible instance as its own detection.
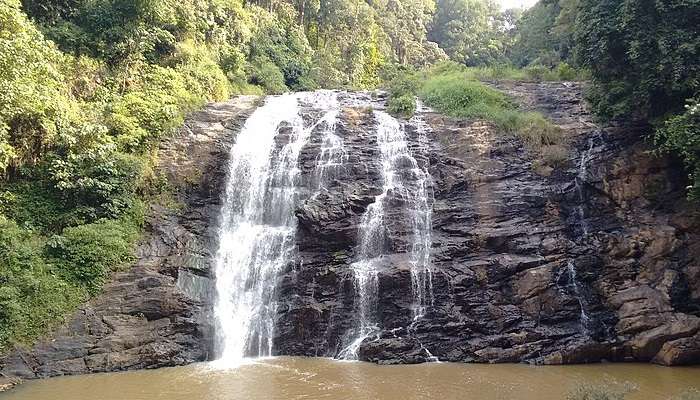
[274,83,700,366]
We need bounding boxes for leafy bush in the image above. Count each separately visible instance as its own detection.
[419,72,512,119]
[655,98,700,199]
[0,216,87,351]
[388,95,417,118]
[575,0,699,122]
[171,41,231,102]
[386,69,419,117]
[49,150,144,222]
[0,182,67,233]
[247,8,315,91]
[0,0,71,174]
[556,62,577,81]
[108,65,196,151]
[47,205,143,293]
[524,64,549,82]
[247,57,288,94]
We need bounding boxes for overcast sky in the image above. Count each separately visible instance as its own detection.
[498,0,538,9]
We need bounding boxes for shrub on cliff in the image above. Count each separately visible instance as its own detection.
[386,69,420,117]
[0,216,86,351]
[419,72,512,119]
[47,204,144,293]
[654,98,700,199]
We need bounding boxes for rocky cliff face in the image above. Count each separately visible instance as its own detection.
[2,83,699,381]
[276,83,699,366]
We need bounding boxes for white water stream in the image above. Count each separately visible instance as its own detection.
[563,132,603,334]
[213,92,340,367]
[339,109,435,360]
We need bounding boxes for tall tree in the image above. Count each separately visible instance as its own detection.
[428,0,509,66]
[575,0,699,121]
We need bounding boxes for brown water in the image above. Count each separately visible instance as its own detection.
[2,358,699,400]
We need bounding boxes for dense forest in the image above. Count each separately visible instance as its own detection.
[0,0,697,353]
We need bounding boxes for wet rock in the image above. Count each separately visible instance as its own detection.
[631,315,700,360]
[653,333,700,366]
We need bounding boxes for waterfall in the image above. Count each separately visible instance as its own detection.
[338,109,435,360]
[213,92,334,366]
[408,103,435,321]
[562,132,602,335]
[573,134,598,236]
[313,94,344,190]
[556,259,590,334]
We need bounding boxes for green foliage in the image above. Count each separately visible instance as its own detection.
[388,95,417,118]
[247,57,289,94]
[574,0,699,122]
[516,112,565,147]
[108,65,197,151]
[0,216,87,352]
[428,0,512,66]
[0,0,70,174]
[419,71,513,120]
[655,98,700,199]
[247,7,315,91]
[510,0,578,67]
[574,0,699,198]
[386,69,420,117]
[0,182,67,233]
[47,206,143,293]
[410,65,566,169]
[48,150,144,222]
[432,61,584,83]
[524,64,550,82]
[555,62,577,80]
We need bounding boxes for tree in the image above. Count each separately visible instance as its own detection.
[574,0,699,121]
[428,0,510,66]
[0,0,68,175]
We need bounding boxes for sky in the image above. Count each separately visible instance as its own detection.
[498,0,538,10]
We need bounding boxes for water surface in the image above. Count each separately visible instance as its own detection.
[3,358,699,400]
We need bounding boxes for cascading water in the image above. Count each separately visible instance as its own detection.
[213,92,337,367]
[338,109,435,360]
[561,132,602,334]
[406,104,438,362]
[408,102,435,322]
[573,133,600,237]
[313,94,345,190]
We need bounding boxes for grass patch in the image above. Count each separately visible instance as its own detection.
[463,62,588,82]
[384,61,568,171]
